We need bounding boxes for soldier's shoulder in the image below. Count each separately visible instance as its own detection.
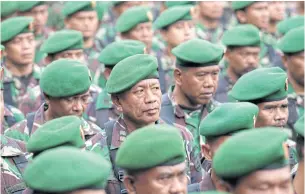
[1,135,26,157]
[4,119,30,142]
[5,104,25,122]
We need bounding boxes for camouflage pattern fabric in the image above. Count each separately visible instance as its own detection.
[195,23,225,44]
[2,105,25,131]
[34,27,55,66]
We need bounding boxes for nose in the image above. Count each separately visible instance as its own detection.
[274,108,287,123]
[72,99,84,113]
[169,177,186,194]
[246,55,258,68]
[144,89,158,104]
[203,75,214,88]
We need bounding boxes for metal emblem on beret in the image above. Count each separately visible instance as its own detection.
[143,47,147,54]
[146,11,153,21]
[282,142,289,160]
[28,22,34,32]
[190,6,195,16]
[91,0,96,8]
[285,78,288,91]
[253,115,256,127]
[88,69,92,81]
[80,126,85,140]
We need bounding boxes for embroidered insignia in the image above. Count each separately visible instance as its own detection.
[91,0,96,8]
[146,11,153,21]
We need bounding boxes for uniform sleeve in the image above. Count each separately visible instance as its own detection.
[4,120,30,142]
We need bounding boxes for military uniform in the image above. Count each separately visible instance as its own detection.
[34,26,54,65]
[287,82,304,130]
[1,135,28,194]
[3,105,25,131]
[196,24,225,44]
[214,70,234,103]
[188,170,216,192]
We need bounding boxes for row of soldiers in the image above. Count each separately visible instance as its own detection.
[1,1,304,194]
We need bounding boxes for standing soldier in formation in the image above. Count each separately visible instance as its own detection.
[1,17,42,109]
[85,40,146,128]
[215,24,261,102]
[17,1,54,65]
[267,1,286,39]
[153,5,197,92]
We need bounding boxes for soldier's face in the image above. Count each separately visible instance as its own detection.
[70,189,106,194]
[225,46,260,78]
[255,98,289,128]
[19,4,49,34]
[113,1,143,16]
[162,20,196,48]
[122,22,153,50]
[176,65,220,106]
[65,11,99,39]
[268,1,286,22]
[4,33,36,66]
[113,79,162,126]
[124,162,188,194]
[53,49,85,62]
[47,90,92,118]
[283,52,304,87]
[232,166,294,194]
[237,2,269,30]
[198,2,225,19]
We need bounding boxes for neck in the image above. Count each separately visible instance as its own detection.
[5,60,33,77]
[173,86,202,109]
[123,115,155,133]
[288,73,304,95]
[165,46,176,60]
[226,66,239,83]
[293,161,304,194]
[83,37,94,49]
[44,108,56,122]
[268,20,278,34]
[198,16,220,30]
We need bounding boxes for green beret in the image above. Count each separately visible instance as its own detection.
[63,1,96,18]
[116,124,186,170]
[1,1,18,17]
[277,27,304,54]
[229,67,288,102]
[106,54,158,94]
[1,16,34,43]
[98,40,146,67]
[116,6,153,33]
[277,16,304,35]
[0,45,4,51]
[96,1,106,20]
[112,1,125,7]
[18,1,44,12]
[24,147,111,192]
[172,39,224,67]
[27,116,85,154]
[200,102,259,138]
[213,127,289,179]
[165,1,196,8]
[154,5,193,30]
[294,116,304,137]
[222,24,260,47]
[40,59,92,97]
[40,30,84,55]
[231,1,255,11]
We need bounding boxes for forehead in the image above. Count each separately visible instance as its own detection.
[170,20,194,27]
[71,10,97,18]
[187,65,220,73]
[58,49,84,55]
[135,22,153,28]
[131,78,160,88]
[31,4,49,12]
[258,98,288,107]
[232,46,261,53]
[148,162,186,175]
[11,32,34,40]
[249,1,269,9]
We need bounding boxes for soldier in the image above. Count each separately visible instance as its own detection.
[1,1,18,21]
[292,116,304,194]
[278,27,304,121]
[4,59,103,143]
[213,128,294,194]
[17,1,54,64]
[188,102,259,192]
[87,54,203,194]
[23,147,111,194]
[214,24,261,103]
[1,135,29,194]
[231,1,282,68]
[1,17,42,109]
[153,5,197,92]
[160,39,223,161]
[276,15,304,37]
[116,124,188,194]
[18,29,101,115]
[85,40,146,128]
[268,1,286,39]
[194,2,226,44]
[62,1,107,88]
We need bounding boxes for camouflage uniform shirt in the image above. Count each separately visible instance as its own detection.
[2,105,25,131]
[195,23,225,44]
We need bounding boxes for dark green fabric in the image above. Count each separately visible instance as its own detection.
[40,59,92,97]
[1,16,34,43]
[116,6,153,33]
[40,30,83,55]
[27,116,85,154]
[116,124,186,170]
[172,38,224,67]
[24,147,111,192]
[277,16,304,35]
[18,1,43,12]
[165,1,196,8]
[200,102,259,137]
[222,24,260,46]
[213,127,289,179]
[154,5,193,30]
[98,40,145,66]
[106,54,158,94]
[1,1,18,17]
[229,67,288,102]
[231,1,255,11]
[277,27,304,54]
[63,1,96,18]
[294,116,304,137]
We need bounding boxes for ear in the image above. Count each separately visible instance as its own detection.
[173,68,183,86]
[64,18,71,29]
[281,55,289,69]
[123,176,136,194]
[235,10,247,24]
[44,56,53,65]
[103,67,112,80]
[160,30,168,43]
[224,49,231,60]
[111,94,123,112]
[201,143,212,160]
